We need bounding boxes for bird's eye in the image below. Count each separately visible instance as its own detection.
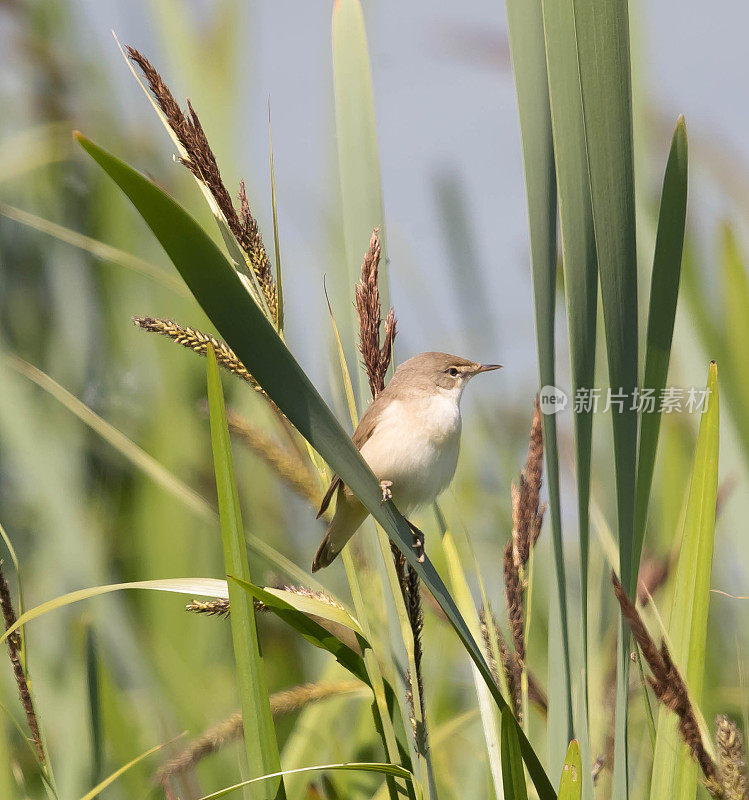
[446,367,459,377]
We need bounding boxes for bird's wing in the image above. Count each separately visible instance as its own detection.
[316,399,384,518]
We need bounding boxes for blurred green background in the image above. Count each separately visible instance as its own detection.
[0,1,748,798]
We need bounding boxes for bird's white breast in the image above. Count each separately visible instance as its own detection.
[359,390,462,512]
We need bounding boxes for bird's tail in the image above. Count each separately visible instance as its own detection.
[311,493,368,572]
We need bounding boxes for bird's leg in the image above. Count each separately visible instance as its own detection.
[379,480,393,503]
[406,519,426,563]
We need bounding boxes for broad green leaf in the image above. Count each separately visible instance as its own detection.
[197,762,417,800]
[78,740,167,800]
[76,133,555,800]
[1,578,230,643]
[650,363,719,800]
[501,707,528,800]
[332,0,387,398]
[443,531,503,799]
[570,1,639,791]
[506,0,573,772]
[206,346,285,799]
[634,117,689,577]
[229,576,370,685]
[557,740,582,800]
[541,0,598,771]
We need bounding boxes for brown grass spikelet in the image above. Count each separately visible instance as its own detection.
[716,714,748,800]
[0,561,46,766]
[132,315,268,393]
[154,681,362,791]
[512,396,545,567]
[125,46,277,319]
[355,228,397,398]
[611,572,721,795]
[185,598,232,617]
[225,408,321,508]
[501,398,546,720]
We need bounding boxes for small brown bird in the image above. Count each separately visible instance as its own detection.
[312,352,501,571]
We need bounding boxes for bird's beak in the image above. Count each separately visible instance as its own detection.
[474,363,502,374]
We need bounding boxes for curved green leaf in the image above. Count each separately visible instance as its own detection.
[76,132,555,800]
[0,578,229,643]
[229,575,370,685]
[197,762,417,800]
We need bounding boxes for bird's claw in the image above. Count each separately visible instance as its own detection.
[380,480,393,503]
[407,521,426,563]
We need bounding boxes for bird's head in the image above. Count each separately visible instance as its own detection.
[393,352,502,400]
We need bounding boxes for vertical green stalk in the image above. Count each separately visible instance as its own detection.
[506,0,574,772]
[569,0,638,793]
[206,345,286,800]
[540,0,598,789]
[332,0,387,402]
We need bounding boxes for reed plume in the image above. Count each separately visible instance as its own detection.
[0,562,46,766]
[502,398,545,718]
[125,46,277,320]
[225,407,321,508]
[716,714,748,800]
[611,572,722,796]
[154,681,362,793]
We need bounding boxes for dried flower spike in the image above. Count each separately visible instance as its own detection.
[126,46,277,319]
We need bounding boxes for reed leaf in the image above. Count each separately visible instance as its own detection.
[649,362,719,800]
[501,707,528,800]
[633,117,689,578]
[540,0,598,772]
[506,0,573,772]
[557,740,582,800]
[206,346,285,800]
[76,132,556,800]
[332,0,387,397]
[570,1,638,792]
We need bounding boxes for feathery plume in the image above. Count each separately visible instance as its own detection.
[502,398,545,719]
[154,681,361,791]
[125,46,277,319]
[185,598,233,617]
[225,408,321,508]
[716,714,748,800]
[355,229,397,399]
[611,572,721,795]
[0,562,46,765]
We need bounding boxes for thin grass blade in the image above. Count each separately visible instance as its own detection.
[206,345,285,799]
[77,740,168,800]
[332,0,387,398]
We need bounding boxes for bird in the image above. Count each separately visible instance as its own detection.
[312,352,501,571]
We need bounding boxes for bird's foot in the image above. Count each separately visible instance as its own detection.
[379,480,393,503]
[407,520,426,563]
